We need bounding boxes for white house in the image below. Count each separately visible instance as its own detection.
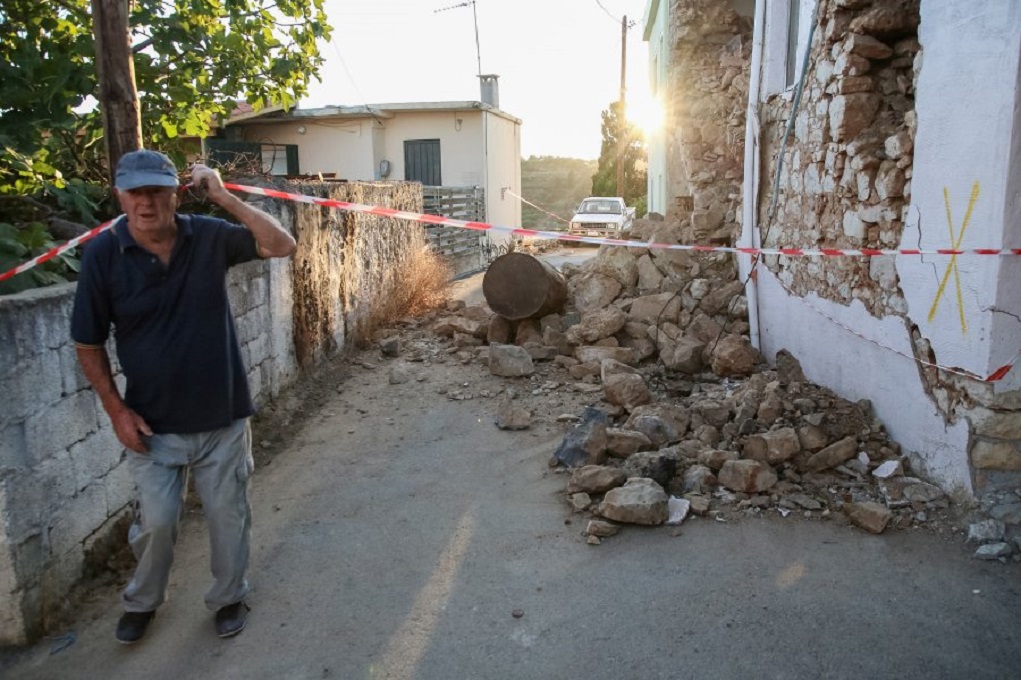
[214,76,522,249]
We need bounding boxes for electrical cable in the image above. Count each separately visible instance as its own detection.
[706,0,821,360]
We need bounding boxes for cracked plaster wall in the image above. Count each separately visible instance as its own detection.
[754,0,1021,497]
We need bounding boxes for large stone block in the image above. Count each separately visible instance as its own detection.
[24,391,98,467]
[971,440,1021,471]
[69,426,123,493]
[829,94,880,142]
[629,292,682,325]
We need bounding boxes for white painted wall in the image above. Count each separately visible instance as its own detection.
[240,119,376,180]
[380,109,484,185]
[643,0,668,215]
[484,111,523,247]
[754,0,1021,494]
[900,0,1021,394]
[756,270,974,492]
[232,106,523,234]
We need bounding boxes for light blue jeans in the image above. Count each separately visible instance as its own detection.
[122,418,253,613]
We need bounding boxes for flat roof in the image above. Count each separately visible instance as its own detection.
[228,101,522,126]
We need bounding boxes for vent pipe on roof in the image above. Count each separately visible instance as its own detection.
[479,74,499,107]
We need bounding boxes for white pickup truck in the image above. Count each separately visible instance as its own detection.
[568,197,636,237]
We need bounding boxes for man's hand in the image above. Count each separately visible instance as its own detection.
[190,163,231,205]
[110,405,154,453]
[189,162,296,258]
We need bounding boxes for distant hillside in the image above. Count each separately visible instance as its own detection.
[519,156,598,231]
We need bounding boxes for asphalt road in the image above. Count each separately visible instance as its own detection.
[3,249,1020,679]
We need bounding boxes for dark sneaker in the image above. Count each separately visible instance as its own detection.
[115,610,155,644]
[214,601,250,638]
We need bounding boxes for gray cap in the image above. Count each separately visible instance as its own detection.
[115,150,179,190]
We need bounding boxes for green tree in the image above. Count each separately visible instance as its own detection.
[0,0,332,198]
[591,100,647,217]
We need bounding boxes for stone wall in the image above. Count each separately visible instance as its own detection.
[759,0,919,317]
[753,0,1021,500]
[663,0,753,245]
[0,180,426,646]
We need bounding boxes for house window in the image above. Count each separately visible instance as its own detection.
[785,0,802,88]
[763,0,808,96]
[261,144,295,176]
[206,140,299,175]
[404,139,442,186]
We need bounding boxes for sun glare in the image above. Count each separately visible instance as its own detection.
[627,92,665,137]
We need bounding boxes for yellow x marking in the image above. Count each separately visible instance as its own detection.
[928,182,980,334]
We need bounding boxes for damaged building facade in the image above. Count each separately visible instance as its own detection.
[644,0,1021,500]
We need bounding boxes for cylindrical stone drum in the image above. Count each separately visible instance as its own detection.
[482,252,568,321]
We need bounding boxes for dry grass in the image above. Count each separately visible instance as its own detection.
[354,246,453,346]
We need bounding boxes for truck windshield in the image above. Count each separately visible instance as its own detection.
[578,200,622,215]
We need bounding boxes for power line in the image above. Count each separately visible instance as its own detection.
[594,0,637,28]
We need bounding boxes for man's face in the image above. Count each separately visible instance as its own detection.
[117,186,178,234]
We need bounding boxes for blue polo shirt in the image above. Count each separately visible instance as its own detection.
[71,214,261,434]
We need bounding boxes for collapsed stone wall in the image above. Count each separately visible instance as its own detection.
[758,0,919,316]
[663,0,752,245]
[754,0,1020,499]
[0,180,428,646]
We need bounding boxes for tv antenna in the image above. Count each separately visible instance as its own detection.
[435,1,482,78]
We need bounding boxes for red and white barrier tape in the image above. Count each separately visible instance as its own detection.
[3,180,1019,286]
[503,188,570,225]
[0,218,120,283]
[228,182,1021,257]
[3,181,1015,382]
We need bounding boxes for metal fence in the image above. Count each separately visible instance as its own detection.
[422,186,488,277]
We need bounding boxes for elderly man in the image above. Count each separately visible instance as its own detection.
[71,149,296,644]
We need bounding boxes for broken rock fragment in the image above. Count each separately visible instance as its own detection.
[598,477,669,526]
[621,451,678,489]
[743,427,801,465]
[552,407,609,467]
[843,501,892,534]
[718,459,778,494]
[574,346,639,366]
[603,373,652,411]
[606,428,653,458]
[586,519,621,538]
[803,436,858,472]
[566,465,627,495]
[565,306,627,344]
[710,334,761,377]
[488,343,535,377]
[495,399,531,430]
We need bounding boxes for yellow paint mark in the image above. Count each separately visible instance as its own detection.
[370,508,477,680]
[927,182,979,334]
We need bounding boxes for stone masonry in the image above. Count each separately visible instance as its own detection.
[753,0,1020,498]
[662,0,753,246]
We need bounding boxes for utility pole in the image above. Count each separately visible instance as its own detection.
[91,0,142,188]
[616,14,627,197]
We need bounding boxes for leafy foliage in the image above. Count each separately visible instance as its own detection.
[0,221,80,295]
[591,101,648,217]
[0,0,332,293]
[520,156,598,231]
[0,0,332,197]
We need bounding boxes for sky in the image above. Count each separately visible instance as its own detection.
[301,0,654,160]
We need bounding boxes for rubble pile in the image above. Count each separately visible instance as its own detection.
[407,241,1017,561]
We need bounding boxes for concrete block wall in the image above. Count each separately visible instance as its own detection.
[0,180,425,646]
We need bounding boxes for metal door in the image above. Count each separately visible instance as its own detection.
[404,139,441,185]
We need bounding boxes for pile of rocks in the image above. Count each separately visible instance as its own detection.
[417,242,1017,561]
